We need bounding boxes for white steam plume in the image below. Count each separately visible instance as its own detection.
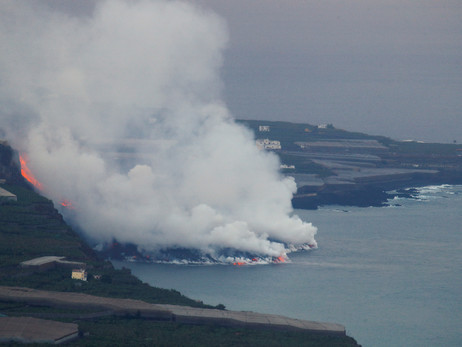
[0,0,317,261]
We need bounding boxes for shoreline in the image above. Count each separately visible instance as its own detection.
[292,173,462,209]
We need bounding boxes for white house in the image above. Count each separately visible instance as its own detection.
[71,269,87,281]
[280,164,295,169]
[256,139,281,150]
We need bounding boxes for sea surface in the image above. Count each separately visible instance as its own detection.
[114,184,462,347]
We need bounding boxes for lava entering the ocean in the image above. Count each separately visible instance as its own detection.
[231,255,288,266]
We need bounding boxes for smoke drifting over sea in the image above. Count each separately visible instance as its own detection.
[0,0,317,262]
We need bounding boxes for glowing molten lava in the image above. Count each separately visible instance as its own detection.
[233,262,246,266]
[19,154,43,190]
[274,255,287,263]
[60,199,75,209]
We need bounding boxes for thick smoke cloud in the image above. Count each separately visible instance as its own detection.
[0,0,317,261]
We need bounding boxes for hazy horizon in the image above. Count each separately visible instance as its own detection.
[8,0,460,143]
[201,0,462,143]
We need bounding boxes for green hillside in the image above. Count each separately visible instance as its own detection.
[238,119,391,149]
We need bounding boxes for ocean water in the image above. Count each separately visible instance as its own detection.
[114,185,462,347]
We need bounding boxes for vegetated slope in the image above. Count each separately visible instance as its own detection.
[238,119,391,150]
[0,183,213,308]
[0,184,93,267]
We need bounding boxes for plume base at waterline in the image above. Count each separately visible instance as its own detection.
[96,241,317,266]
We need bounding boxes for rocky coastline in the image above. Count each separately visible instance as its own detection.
[292,169,462,209]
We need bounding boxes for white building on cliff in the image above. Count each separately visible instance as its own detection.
[256,139,281,150]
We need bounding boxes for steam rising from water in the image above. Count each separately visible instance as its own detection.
[0,0,316,261]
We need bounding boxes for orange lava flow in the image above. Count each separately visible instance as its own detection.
[19,155,43,190]
[276,256,286,263]
[60,199,75,209]
[233,262,246,266]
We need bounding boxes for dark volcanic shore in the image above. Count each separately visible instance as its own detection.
[291,169,462,209]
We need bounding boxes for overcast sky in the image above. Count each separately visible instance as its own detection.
[13,0,462,143]
[200,0,462,143]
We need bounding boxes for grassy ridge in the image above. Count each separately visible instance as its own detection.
[238,119,391,148]
[0,184,88,268]
[238,119,462,156]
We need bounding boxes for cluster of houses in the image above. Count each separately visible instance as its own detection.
[280,164,295,170]
[256,125,281,150]
[255,138,281,150]
[256,126,295,170]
